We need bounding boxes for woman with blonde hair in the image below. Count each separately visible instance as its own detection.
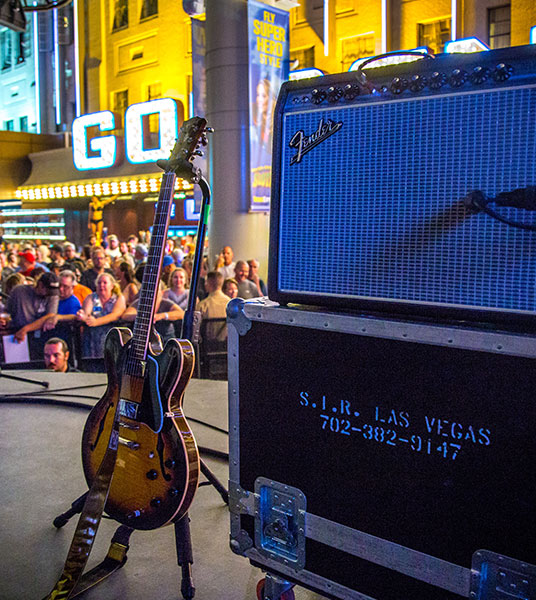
[76,272,126,370]
[163,267,189,310]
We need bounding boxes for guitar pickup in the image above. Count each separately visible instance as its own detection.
[118,436,140,450]
[119,399,139,420]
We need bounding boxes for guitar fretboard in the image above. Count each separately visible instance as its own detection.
[125,171,175,377]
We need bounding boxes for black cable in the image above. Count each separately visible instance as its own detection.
[465,190,536,232]
[0,396,93,410]
[0,396,230,438]
[0,382,106,398]
[186,415,228,435]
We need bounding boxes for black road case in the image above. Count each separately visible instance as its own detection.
[227,298,536,600]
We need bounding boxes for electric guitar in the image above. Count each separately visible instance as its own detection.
[81,117,208,530]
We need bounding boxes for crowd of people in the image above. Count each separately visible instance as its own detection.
[0,235,266,373]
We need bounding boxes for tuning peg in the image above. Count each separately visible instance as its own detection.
[193,150,203,156]
[205,127,214,133]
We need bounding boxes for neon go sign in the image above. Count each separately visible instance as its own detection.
[72,98,179,171]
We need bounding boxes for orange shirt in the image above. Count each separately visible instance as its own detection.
[73,283,92,305]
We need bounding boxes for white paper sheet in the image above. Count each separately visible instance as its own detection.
[3,335,30,364]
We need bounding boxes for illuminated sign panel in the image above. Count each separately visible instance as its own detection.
[444,37,490,53]
[125,98,178,164]
[72,98,180,171]
[289,68,325,81]
[72,111,118,170]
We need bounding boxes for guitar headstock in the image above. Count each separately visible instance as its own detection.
[157,116,211,182]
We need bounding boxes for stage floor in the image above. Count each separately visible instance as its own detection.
[0,371,322,600]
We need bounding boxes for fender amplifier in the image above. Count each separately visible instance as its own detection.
[268,44,536,323]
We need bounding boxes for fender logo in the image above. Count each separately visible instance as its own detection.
[289,118,343,165]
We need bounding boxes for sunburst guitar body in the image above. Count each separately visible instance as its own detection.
[81,328,198,530]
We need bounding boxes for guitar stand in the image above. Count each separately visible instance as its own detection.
[52,458,228,599]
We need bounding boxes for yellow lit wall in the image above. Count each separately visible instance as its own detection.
[80,0,193,118]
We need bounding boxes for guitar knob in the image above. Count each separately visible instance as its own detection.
[327,86,343,103]
[449,68,467,88]
[493,62,513,82]
[429,71,447,90]
[390,77,408,94]
[343,83,359,100]
[469,65,490,84]
[311,88,327,104]
[164,458,176,468]
[168,487,179,497]
[150,497,162,508]
[146,469,158,480]
[409,74,426,93]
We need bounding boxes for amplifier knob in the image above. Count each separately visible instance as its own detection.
[493,62,513,82]
[429,71,447,90]
[409,74,427,93]
[343,83,360,100]
[469,65,490,84]
[449,68,467,87]
[327,86,343,103]
[311,88,327,104]
[390,77,408,94]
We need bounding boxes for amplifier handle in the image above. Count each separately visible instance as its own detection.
[355,50,436,94]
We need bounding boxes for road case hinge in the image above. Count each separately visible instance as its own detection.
[254,477,306,571]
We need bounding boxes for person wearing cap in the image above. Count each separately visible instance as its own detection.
[18,250,50,277]
[134,244,148,267]
[160,255,175,286]
[105,234,121,260]
[17,251,37,277]
[0,272,60,344]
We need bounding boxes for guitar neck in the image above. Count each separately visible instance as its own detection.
[125,171,175,375]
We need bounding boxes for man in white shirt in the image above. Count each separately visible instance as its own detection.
[216,246,236,279]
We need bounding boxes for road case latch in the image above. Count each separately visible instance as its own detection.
[254,477,306,571]
[471,550,536,599]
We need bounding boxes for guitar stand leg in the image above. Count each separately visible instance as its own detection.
[174,514,195,600]
[200,459,228,504]
[53,492,89,528]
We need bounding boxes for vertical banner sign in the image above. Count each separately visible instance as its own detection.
[248,0,289,212]
[191,18,207,216]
